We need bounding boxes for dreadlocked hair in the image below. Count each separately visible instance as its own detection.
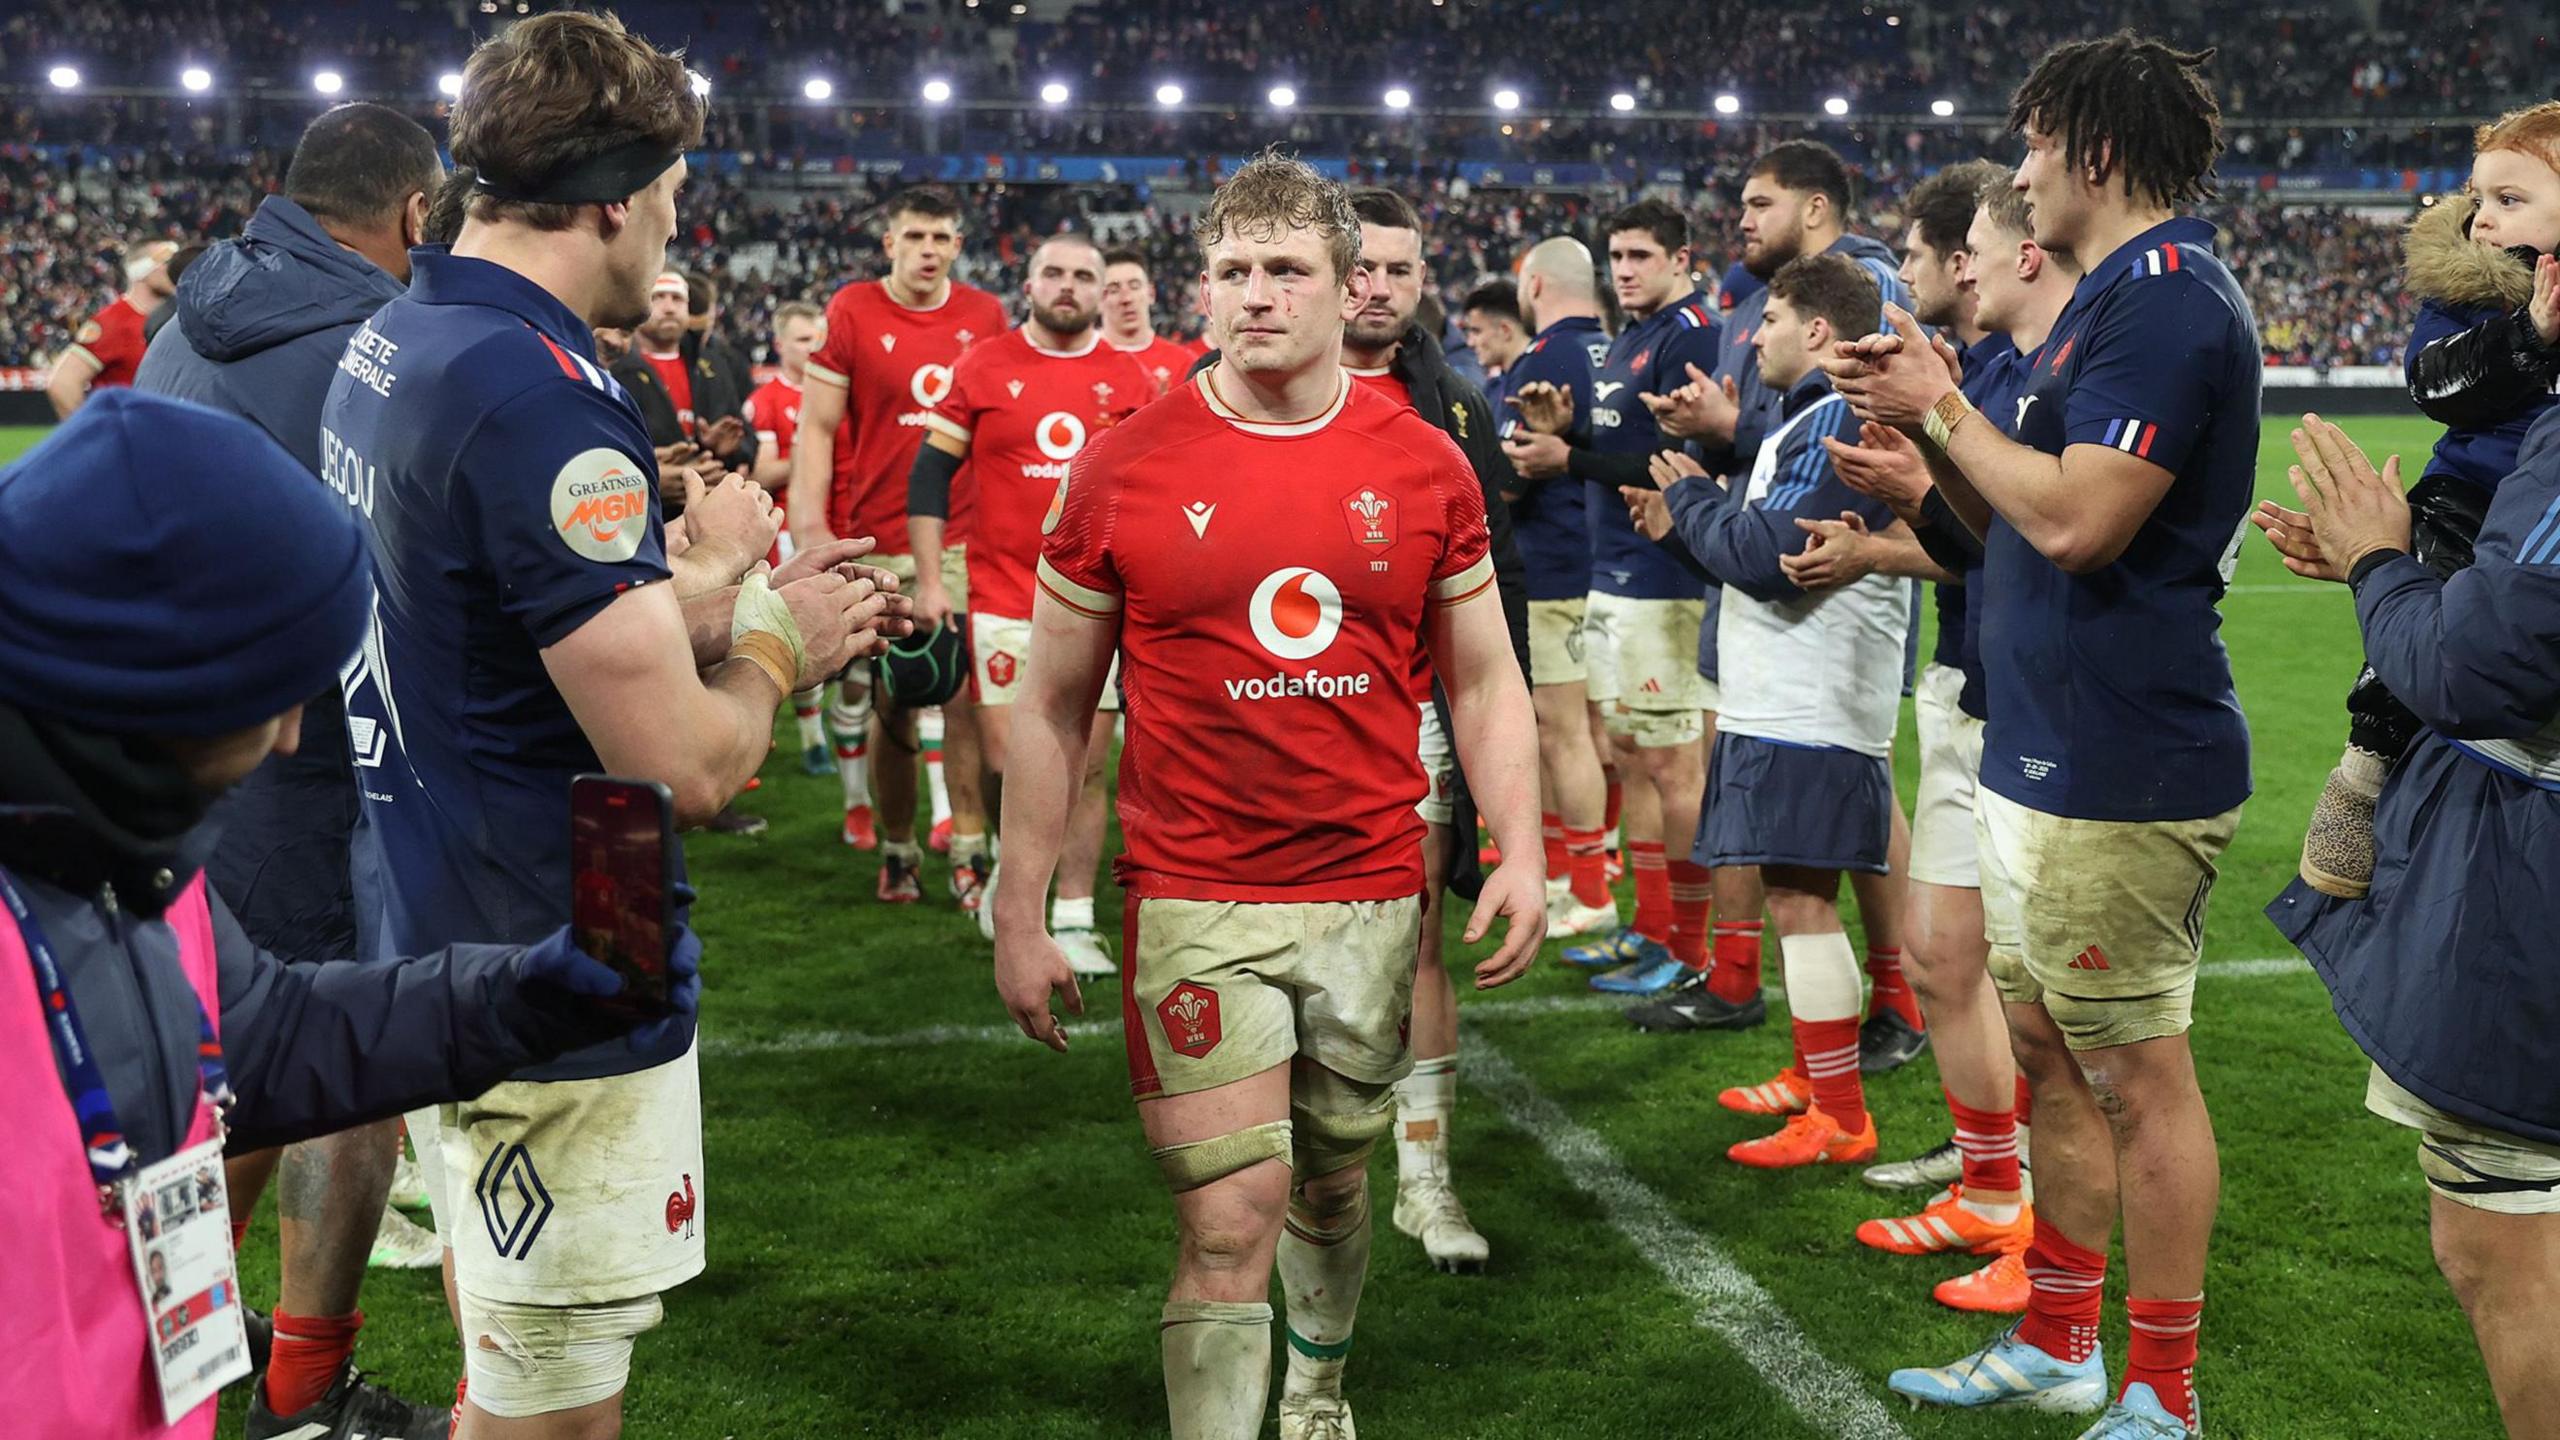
[2008,30,2224,211]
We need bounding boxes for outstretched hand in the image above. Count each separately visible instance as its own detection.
[2281,413,2410,581]
[1464,856,1547,989]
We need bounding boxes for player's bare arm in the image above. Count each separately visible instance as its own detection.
[1833,305,2173,573]
[1426,584,1546,988]
[991,588,1117,1050]
[788,371,848,549]
[905,428,969,631]
[546,572,884,824]
[44,345,102,420]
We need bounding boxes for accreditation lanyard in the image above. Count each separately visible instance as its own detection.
[1,865,232,1217]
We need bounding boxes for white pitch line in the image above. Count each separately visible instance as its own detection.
[1462,1028,1913,1439]
[703,956,2308,1057]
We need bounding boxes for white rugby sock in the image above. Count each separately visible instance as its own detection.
[792,687,826,751]
[1051,895,1096,933]
[1161,1300,1271,1440]
[921,706,953,826]
[1392,1055,1456,1179]
[1278,1180,1373,1403]
[829,681,873,811]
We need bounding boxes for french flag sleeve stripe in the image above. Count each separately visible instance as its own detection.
[1429,553,1498,603]
[1035,555,1123,615]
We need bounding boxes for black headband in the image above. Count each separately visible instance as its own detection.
[472,138,681,205]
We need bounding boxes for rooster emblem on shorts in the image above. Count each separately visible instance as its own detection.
[665,1173,698,1238]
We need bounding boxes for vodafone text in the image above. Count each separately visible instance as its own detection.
[1223,669,1376,702]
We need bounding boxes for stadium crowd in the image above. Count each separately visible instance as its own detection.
[1,0,2544,116]
[0,147,2432,371]
[5,6,2558,1440]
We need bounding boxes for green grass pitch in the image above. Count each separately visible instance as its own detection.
[0,415,2492,1437]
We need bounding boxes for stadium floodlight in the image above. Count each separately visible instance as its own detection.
[313,70,345,96]
[1384,87,1412,111]
[1713,93,1740,114]
[1822,95,1849,116]
[921,77,953,105]
[437,71,464,98]
[1267,85,1298,109]
[1040,80,1070,106]
[1155,82,1184,108]
[1609,91,1637,113]
[181,67,212,93]
[688,70,712,99]
[47,65,79,91]
[1931,98,1955,117]
[1493,88,1521,112]
[803,77,833,101]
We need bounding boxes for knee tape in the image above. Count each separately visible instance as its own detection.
[1151,1119,1292,1193]
[1286,1172,1372,1243]
[1629,707,1706,748]
[458,1292,664,1419]
[1291,1069,1398,1178]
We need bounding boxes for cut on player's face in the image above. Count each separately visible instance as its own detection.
[1201,225,1351,376]
[2468,146,2560,255]
[1606,229,1685,316]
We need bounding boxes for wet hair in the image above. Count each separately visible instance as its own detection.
[1199,149,1361,282]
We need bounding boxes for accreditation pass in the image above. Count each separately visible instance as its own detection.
[122,1136,252,1422]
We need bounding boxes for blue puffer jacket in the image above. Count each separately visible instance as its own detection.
[133,197,404,963]
[2399,193,2560,495]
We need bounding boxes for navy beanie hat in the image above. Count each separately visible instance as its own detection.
[0,390,374,737]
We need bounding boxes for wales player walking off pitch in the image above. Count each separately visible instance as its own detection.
[990,153,1544,1440]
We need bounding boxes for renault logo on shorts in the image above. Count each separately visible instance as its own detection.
[910,363,954,408]
[1034,411,1087,460]
[1247,566,1343,661]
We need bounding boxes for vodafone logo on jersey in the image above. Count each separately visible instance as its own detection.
[911,364,953,406]
[1248,567,1342,660]
[1034,411,1087,460]
[1226,566,1372,702]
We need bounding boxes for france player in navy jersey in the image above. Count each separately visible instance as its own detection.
[320,15,900,1437]
[1488,243,1618,941]
[1617,255,1908,1169]
[1800,171,2085,1313]
[1638,140,1922,1057]
[1504,201,1720,996]
[2258,409,2560,1436]
[1838,37,2252,1437]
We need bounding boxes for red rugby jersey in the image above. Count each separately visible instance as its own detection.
[925,327,1154,620]
[805,279,1008,551]
[1037,367,1494,901]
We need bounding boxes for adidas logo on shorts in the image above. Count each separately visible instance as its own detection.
[2068,945,2112,972]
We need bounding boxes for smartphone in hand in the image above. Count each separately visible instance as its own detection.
[569,774,678,1017]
